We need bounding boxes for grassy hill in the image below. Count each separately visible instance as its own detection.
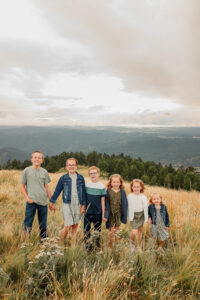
[0,169,200,299]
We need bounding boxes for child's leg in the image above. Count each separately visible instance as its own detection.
[158,241,165,248]
[137,227,143,247]
[84,214,92,250]
[24,203,37,236]
[131,229,138,246]
[93,214,102,249]
[60,226,70,241]
[37,204,48,239]
[71,224,79,246]
[109,227,119,248]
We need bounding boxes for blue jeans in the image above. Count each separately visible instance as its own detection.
[84,214,102,251]
[24,203,48,239]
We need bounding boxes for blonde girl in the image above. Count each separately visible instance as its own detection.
[148,193,170,250]
[104,174,128,248]
[127,179,148,251]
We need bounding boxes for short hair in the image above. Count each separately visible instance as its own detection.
[88,166,100,174]
[31,150,44,160]
[130,179,145,193]
[149,193,166,205]
[107,174,125,190]
[66,157,78,166]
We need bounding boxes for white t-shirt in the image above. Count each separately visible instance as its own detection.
[127,193,148,222]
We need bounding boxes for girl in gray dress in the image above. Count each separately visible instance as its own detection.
[148,193,170,251]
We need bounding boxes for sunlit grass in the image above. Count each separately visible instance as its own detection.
[0,169,200,299]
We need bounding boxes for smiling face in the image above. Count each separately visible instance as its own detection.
[31,152,43,168]
[132,182,142,195]
[152,193,162,205]
[89,169,100,182]
[111,176,121,190]
[66,159,77,174]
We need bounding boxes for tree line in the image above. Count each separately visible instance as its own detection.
[1,151,200,191]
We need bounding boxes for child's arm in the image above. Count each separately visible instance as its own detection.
[45,184,52,200]
[104,191,109,222]
[148,217,152,225]
[144,196,148,223]
[45,184,55,210]
[20,184,34,204]
[50,177,63,204]
[165,206,170,228]
[101,196,106,221]
[80,176,86,214]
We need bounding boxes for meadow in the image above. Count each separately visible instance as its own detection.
[0,168,200,300]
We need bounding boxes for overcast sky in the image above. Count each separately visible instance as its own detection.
[0,0,200,127]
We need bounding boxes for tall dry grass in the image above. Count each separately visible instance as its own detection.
[0,169,200,299]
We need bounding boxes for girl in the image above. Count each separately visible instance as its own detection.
[148,193,170,250]
[49,158,86,244]
[127,179,148,251]
[104,174,128,248]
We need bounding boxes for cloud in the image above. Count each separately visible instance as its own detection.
[35,0,200,108]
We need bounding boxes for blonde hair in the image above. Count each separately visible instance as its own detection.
[107,174,125,190]
[149,193,166,205]
[88,166,100,174]
[130,179,145,193]
[66,157,78,166]
[31,150,44,160]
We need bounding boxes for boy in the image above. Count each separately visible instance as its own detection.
[84,166,106,251]
[21,150,51,239]
[49,158,86,244]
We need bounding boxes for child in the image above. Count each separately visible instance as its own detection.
[84,166,106,251]
[127,179,148,251]
[21,150,51,240]
[49,158,86,244]
[148,193,170,250]
[104,174,128,248]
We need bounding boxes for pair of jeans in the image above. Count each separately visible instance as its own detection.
[24,202,48,239]
[84,214,102,251]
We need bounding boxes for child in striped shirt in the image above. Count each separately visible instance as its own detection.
[84,166,106,251]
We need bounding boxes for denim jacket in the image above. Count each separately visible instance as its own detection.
[148,204,170,227]
[50,172,86,205]
[104,189,128,229]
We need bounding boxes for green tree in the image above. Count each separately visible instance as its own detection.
[141,175,150,184]
[174,170,184,189]
[46,158,60,173]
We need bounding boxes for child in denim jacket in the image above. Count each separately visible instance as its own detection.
[49,158,86,244]
[148,193,170,250]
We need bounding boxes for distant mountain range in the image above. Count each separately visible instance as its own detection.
[0,126,199,167]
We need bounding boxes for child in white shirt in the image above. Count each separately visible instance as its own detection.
[127,179,148,251]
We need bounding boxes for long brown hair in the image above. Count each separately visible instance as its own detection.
[130,179,145,193]
[107,174,125,190]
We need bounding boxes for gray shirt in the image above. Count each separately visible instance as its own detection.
[21,166,51,206]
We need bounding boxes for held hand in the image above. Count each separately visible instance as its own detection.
[49,202,56,211]
[27,198,34,204]
[165,227,169,230]
[147,218,152,225]
[103,217,107,222]
[80,206,86,214]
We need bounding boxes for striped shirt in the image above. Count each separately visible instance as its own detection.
[85,181,106,215]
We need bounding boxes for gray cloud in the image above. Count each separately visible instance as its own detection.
[36,0,200,108]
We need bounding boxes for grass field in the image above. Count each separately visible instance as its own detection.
[0,169,200,299]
